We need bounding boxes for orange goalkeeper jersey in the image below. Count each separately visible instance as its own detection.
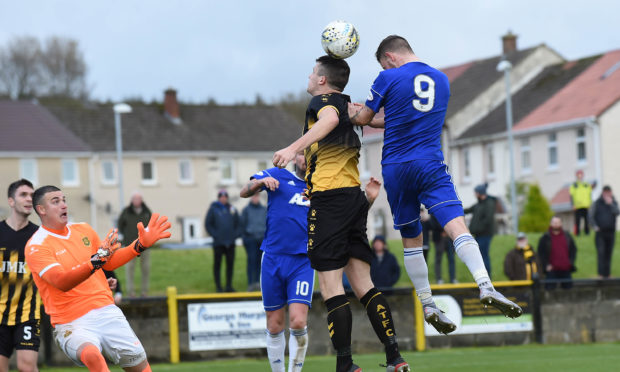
[25,223,113,326]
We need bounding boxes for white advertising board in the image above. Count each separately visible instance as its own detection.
[187,301,266,351]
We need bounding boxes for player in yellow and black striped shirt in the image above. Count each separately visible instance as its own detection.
[272,56,409,372]
[0,179,41,372]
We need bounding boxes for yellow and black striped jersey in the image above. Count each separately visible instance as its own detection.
[0,220,41,325]
[304,93,361,194]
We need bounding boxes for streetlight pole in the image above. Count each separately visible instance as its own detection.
[497,60,519,234]
[113,103,132,214]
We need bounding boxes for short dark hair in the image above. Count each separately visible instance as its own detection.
[33,185,61,215]
[375,35,414,63]
[603,185,612,192]
[316,55,350,92]
[8,179,34,199]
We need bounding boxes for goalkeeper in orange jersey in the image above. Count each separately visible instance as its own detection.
[25,186,171,372]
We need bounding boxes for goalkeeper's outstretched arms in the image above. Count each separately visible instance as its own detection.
[103,213,172,270]
[31,228,122,292]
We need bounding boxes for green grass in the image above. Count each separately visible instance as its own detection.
[118,232,620,296]
[40,343,620,371]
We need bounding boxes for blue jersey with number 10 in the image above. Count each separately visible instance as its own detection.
[365,61,450,165]
[252,167,309,255]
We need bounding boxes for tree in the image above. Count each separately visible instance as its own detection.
[0,35,88,99]
[276,91,310,124]
[41,36,88,98]
[518,183,554,232]
[0,36,42,99]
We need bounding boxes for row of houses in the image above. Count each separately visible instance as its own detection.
[2,32,619,242]
[0,90,301,241]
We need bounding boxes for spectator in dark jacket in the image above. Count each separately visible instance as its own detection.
[117,191,152,297]
[370,235,400,288]
[429,215,456,284]
[205,189,240,292]
[538,216,577,289]
[464,184,496,278]
[504,232,539,281]
[241,193,267,291]
[590,185,619,279]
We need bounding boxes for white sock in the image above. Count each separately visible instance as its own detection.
[453,234,493,289]
[288,327,308,372]
[403,247,434,306]
[266,330,285,372]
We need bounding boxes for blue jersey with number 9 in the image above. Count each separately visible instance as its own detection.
[365,62,450,165]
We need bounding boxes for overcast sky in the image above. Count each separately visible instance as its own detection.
[2,0,619,104]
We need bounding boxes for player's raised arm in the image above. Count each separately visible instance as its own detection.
[103,213,171,270]
[240,177,279,198]
[273,107,339,168]
[349,103,385,128]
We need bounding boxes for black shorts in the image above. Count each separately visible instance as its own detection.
[0,319,41,357]
[307,187,372,271]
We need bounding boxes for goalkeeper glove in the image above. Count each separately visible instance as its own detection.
[134,213,172,254]
[91,228,120,272]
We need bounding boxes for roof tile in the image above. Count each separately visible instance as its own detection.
[514,50,620,130]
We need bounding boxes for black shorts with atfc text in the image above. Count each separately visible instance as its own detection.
[307,187,372,271]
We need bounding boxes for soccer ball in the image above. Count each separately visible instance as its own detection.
[321,21,360,59]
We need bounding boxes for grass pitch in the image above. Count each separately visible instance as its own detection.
[41,343,620,371]
[120,232,620,296]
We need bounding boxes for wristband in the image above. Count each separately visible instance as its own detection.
[90,253,105,273]
[133,240,146,255]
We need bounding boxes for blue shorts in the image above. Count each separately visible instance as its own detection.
[382,159,463,238]
[261,252,315,311]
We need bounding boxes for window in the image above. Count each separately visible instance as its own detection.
[61,159,80,186]
[101,160,116,185]
[141,160,156,185]
[179,159,193,184]
[182,217,202,243]
[576,128,586,163]
[520,138,531,174]
[220,159,234,184]
[462,147,471,182]
[547,132,558,169]
[486,144,495,178]
[19,159,38,185]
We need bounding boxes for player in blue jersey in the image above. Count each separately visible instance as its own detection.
[349,35,522,334]
[240,152,312,372]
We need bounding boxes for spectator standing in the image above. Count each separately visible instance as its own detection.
[205,189,240,292]
[117,191,152,297]
[590,185,619,279]
[430,215,456,284]
[370,235,400,288]
[464,184,496,278]
[504,232,539,281]
[241,193,267,291]
[538,216,577,289]
[569,170,593,235]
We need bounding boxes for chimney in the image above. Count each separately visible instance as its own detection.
[501,31,517,54]
[164,88,182,124]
